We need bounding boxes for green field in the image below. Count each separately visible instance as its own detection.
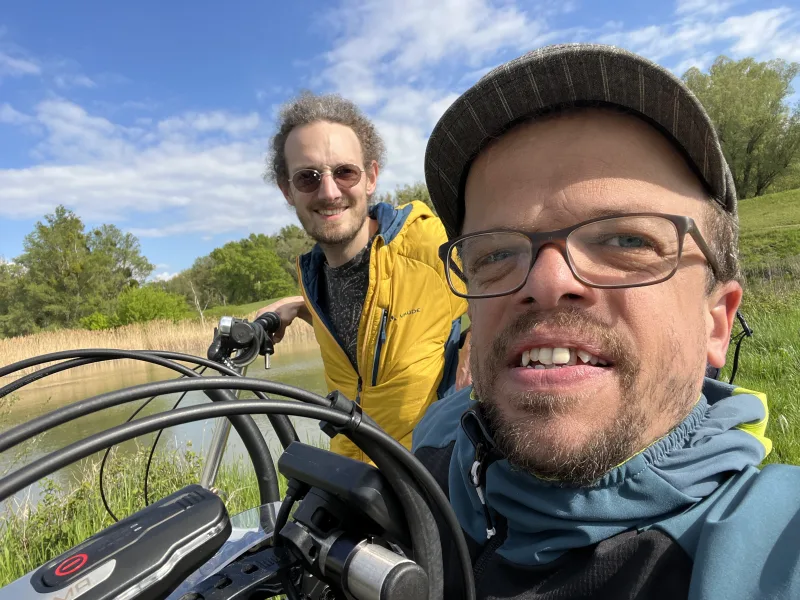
[1,190,799,586]
[729,188,800,466]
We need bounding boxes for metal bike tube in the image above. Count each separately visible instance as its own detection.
[199,364,246,490]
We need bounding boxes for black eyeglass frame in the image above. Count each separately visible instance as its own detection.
[438,212,721,299]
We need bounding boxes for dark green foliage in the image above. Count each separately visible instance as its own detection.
[0,206,155,337]
[114,286,190,325]
[374,181,436,215]
[683,56,800,199]
[209,233,298,305]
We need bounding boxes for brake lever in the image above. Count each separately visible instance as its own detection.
[180,545,298,599]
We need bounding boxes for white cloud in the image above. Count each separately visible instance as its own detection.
[724,8,800,60]
[54,73,97,89]
[598,6,799,67]
[672,52,717,75]
[0,98,295,237]
[675,0,739,16]
[154,271,178,282]
[157,111,261,137]
[0,102,33,125]
[0,51,40,78]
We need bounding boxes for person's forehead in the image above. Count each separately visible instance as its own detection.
[284,121,364,170]
[463,110,710,229]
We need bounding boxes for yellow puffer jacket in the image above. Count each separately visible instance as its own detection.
[297,201,468,462]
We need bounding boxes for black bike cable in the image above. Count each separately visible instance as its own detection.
[98,364,207,522]
[0,358,97,399]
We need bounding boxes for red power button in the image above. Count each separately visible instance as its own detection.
[55,553,88,577]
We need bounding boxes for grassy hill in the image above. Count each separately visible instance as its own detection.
[731,188,800,467]
[738,188,800,269]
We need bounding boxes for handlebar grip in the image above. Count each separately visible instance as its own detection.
[255,312,281,335]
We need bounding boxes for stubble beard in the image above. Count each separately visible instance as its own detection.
[472,307,698,486]
[297,197,369,247]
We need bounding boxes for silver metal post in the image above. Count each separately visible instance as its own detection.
[200,363,247,490]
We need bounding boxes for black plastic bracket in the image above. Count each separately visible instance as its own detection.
[176,546,298,599]
[319,391,363,439]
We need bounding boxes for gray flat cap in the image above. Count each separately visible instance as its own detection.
[424,43,737,239]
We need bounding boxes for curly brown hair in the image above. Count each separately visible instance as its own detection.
[265,91,386,188]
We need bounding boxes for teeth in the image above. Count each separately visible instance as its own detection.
[567,349,578,366]
[319,208,345,216]
[552,347,570,365]
[538,348,553,365]
[520,346,609,368]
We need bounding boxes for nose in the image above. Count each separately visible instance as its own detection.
[317,171,341,202]
[513,244,592,310]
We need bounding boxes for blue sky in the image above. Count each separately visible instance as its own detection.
[1,0,798,281]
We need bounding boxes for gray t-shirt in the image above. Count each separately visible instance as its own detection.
[320,239,373,370]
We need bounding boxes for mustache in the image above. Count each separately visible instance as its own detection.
[310,200,351,210]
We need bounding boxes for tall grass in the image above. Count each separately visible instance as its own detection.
[0,317,317,378]
[0,441,285,586]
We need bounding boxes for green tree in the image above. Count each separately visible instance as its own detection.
[114,286,189,326]
[1,206,156,337]
[161,255,225,323]
[87,224,154,291]
[0,260,36,337]
[209,234,297,304]
[272,225,315,283]
[374,182,436,214]
[16,206,95,330]
[683,56,800,198]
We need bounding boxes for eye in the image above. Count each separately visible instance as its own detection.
[603,234,651,249]
[474,248,518,267]
[335,165,358,176]
[294,170,319,187]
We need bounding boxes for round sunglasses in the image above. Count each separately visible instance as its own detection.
[289,163,365,193]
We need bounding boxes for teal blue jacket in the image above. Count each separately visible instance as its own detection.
[413,379,800,599]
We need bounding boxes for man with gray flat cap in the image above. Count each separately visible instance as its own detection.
[413,43,798,599]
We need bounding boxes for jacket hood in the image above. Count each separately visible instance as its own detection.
[413,378,771,566]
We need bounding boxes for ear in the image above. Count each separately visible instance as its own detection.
[365,160,379,196]
[279,181,295,207]
[706,279,743,369]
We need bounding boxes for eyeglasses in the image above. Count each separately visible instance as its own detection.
[289,163,365,193]
[439,213,720,299]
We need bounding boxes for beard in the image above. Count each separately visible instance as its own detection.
[472,306,697,486]
[296,197,369,246]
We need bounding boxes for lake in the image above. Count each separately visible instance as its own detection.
[0,342,329,505]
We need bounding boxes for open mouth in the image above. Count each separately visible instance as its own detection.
[315,206,348,218]
[511,346,614,370]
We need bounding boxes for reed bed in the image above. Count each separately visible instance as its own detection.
[0,315,317,378]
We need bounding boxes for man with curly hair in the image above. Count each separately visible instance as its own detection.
[259,92,470,462]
